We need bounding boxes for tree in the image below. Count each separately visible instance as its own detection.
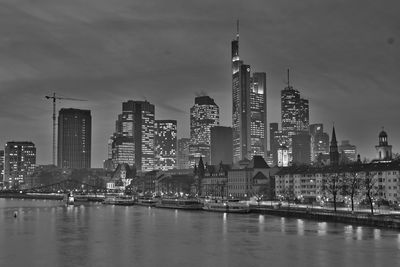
[342,172,362,212]
[363,172,379,215]
[322,173,344,213]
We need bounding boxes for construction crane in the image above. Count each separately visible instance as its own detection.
[45,92,87,166]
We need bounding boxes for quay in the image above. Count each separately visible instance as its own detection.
[0,192,105,202]
[251,205,400,230]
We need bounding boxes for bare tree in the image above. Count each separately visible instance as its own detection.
[363,172,379,215]
[322,173,343,213]
[342,172,362,212]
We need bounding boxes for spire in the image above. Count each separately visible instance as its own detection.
[331,125,337,145]
[287,68,290,87]
[236,19,239,41]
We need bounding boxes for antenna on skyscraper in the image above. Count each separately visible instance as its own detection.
[287,68,290,87]
[236,19,239,41]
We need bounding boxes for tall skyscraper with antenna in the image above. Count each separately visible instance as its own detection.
[232,21,267,163]
[281,69,309,162]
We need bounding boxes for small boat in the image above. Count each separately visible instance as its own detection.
[203,199,250,213]
[136,197,158,207]
[63,193,75,205]
[102,195,135,206]
[156,198,203,210]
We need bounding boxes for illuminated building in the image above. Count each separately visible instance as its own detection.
[58,108,91,169]
[281,70,309,162]
[375,130,392,161]
[210,126,233,165]
[249,72,267,158]
[0,150,4,183]
[269,123,279,165]
[277,145,289,167]
[4,141,36,186]
[231,21,267,163]
[111,100,155,172]
[155,120,177,170]
[177,138,190,169]
[339,140,357,163]
[189,96,219,166]
[309,124,329,163]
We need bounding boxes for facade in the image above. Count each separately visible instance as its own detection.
[111,100,155,172]
[310,124,330,163]
[210,126,233,165]
[177,138,190,169]
[329,126,339,166]
[375,130,392,161]
[280,70,309,162]
[58,108,91,169]
[155,120,177,171]
[292,133,311,165]
[275,162,400,204]
[277,145,289,167]
[189,96,219,166]
[0,150,4,183]
[339,140,357,163]
[4,141,36,186]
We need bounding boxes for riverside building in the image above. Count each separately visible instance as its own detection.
[4,141,36,186]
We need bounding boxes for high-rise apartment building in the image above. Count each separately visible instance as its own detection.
[177,138,190,169]
[309,124,330,163]
[155,120,177,171]
[231,22,267,163]
[210,126,233,165]
[269,123,279,165]
[189,96,219,166]
[58,108,91,169]
[4,141,36,186]
[111,100,155,172]
[281,70,309,162]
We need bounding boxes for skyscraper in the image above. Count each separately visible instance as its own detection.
[155,120,177,171]
[309,124,329,163]
[249,72,267,159]
[58,108,91,169]
[111,100,155,172]
[281,70,309,162]
[210,126,233,165]
[4,141,36,186]
[231,21,267,163]
[177,138,190,169]
[189,96,219,165]
[269,123,279,165]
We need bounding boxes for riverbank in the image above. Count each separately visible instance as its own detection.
[251,205,400,230]
[0,192,104,202]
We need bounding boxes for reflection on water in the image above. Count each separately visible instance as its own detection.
[1,198,400,267]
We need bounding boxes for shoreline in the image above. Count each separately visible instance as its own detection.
[2,193,400,230]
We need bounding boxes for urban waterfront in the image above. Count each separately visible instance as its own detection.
[1,199,400,267]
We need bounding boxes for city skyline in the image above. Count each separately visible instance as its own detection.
[0,0,399,167]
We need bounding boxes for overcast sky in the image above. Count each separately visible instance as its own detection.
[0,0,399,167]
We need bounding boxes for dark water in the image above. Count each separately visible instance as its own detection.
[0,199,399,267]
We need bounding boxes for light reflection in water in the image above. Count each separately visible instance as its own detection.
[281,217,286,233]
[374,229,381,240]
[356,226,363,240]
[317,222,327,236]
[344,225,353,241]
[297,219,304,235]
[258,215,264,224]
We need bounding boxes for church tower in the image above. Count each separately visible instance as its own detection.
[375,129,392,161]
[329,126,339,166]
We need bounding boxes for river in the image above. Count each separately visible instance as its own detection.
[0,199,399,267]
